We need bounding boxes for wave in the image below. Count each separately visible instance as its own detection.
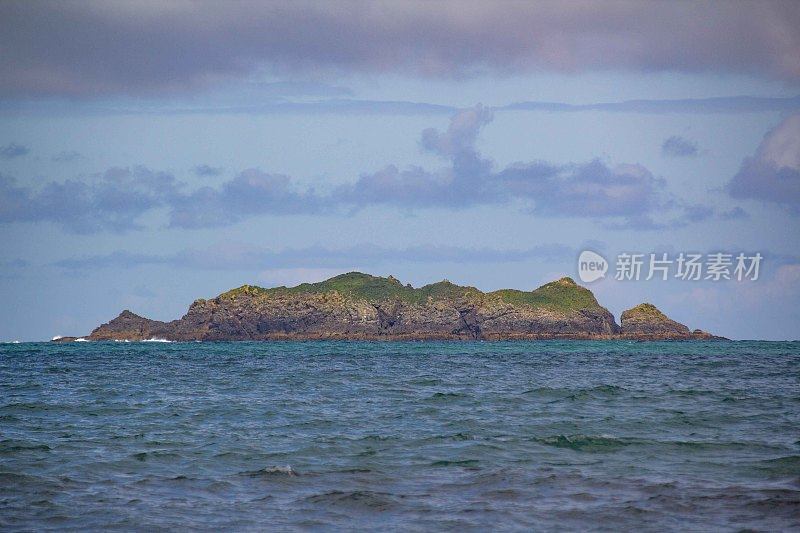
[522,384,626,399]
[240,465,297,477]
[533,434,636,452]
[0,439,52,453]
[753,455,800,475]
[427,392,467,401]
[141,338,173,343]
[131,450,180,461]
[74,338,89,342]
[429,459,480,467]
[303,490,399,510]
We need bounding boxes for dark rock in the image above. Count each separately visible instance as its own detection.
[50,336,78,342]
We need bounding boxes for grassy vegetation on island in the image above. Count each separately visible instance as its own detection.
[218,272,602,313]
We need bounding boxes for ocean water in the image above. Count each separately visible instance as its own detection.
[1,341,798,531]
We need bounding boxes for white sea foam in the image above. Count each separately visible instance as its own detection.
[267,465,296,476]
[141,338,173,343]
[51,336,63,341]
[75,338,89,342]
[113,339,131,343]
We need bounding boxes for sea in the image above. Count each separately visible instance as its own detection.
[1,340,798,531]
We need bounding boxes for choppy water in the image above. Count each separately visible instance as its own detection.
[1,341,799,531]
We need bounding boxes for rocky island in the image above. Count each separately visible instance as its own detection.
[62,272,718,342]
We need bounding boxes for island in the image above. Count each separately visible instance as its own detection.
[55,272,719,342]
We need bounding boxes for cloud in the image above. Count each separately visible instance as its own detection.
[248,81,353,98]
[601,202,738,231]
[168,169,322,228]
[51,150,83,162]
[338,106,680,223]
[0,99,457,116]
[421,105,493,157]
[193,164,223,177]
[5,95,797,118]
[0,143,29,159]
[0,167,179,233]
[0,106,711,231]
[334,154,497,210]
[2,2,799,98]
[503,95,800,114]
[662,136,699,157]
[728,113,800,212]
[720,206,749,220]
[500,160,665,218]
[148,99,456,116]
[52,242,575,272]
[0,258,29,279]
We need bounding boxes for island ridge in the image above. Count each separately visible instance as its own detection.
[59,272,718,342]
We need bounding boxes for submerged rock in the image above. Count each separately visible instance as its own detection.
[50,336,78,343]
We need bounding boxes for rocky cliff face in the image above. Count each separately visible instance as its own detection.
[82,272,717,341]
[619,303,716,340]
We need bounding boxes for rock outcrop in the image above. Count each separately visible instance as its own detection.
[619,303,716,340]
[72,272,718,342]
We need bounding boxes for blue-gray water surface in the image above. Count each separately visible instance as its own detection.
[1,340,799,531]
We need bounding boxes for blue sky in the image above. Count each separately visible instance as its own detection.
[1,1,799,340]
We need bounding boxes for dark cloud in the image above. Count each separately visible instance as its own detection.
[1,2,799,98]
[500,160,665,218]
[662,136,699,157]
[193,164,223,177]
[0,143,29,159]
[728,114,800,212]
[168,169,322,228]
[730,159,800,210]
[52,242,575,271]
[335,152,497,209]
[0,167,179,233]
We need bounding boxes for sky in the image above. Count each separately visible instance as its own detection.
[1,0,799,341]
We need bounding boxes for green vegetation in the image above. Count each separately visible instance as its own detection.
[286,272,417,301]
[217,272,600,312]
[219,284,269,300]
[622,303,668,320]
[283,272,480,304]
[489,277,601,312]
